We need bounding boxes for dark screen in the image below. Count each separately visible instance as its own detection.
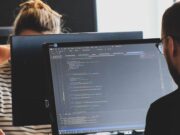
[47,0,97,32]
[0,27,13,44]
[48,42,176,134]
[0,0,97,32]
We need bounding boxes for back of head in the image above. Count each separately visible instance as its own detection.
[162,2,180,41]
[13,0,62,35]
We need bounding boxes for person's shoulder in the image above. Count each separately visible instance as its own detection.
[145,90,180,135]
[151,89,180,109]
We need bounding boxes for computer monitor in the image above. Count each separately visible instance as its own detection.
[43,39,176,135]
[0,26,13,44]
[11,31,143,126]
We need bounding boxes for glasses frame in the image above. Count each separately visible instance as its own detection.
[156,35,180,54]
[156,38,165,54]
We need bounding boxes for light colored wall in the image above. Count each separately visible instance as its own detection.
[96,0,173,38]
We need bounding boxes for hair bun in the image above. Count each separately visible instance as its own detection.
[19,0,61,17]
[20,0,50,10]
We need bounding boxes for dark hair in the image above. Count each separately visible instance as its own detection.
[162,2,180,42]
[13,0,62,35]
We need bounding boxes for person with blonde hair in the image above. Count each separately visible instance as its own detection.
[0,0,62,134]
[0,0,62,64]
[14,0,61,35]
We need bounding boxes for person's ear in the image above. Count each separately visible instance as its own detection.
[167,36,177,57]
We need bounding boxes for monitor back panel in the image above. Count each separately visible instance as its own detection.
[11,32,143,126]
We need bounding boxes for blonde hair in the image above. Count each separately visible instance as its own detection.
[13,0,62,35]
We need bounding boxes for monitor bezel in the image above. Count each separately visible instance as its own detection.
[43,38,160,135]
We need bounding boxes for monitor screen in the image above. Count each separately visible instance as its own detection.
[11,32,143,126]
[0,27,13,44]
[45,39,176,134]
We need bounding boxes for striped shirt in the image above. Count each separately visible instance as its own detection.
[0,62,52,135]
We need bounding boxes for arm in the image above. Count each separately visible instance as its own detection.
[0,45,10,65]
[0,129,5,135]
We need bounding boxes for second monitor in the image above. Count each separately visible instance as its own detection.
[11,31,143,126]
